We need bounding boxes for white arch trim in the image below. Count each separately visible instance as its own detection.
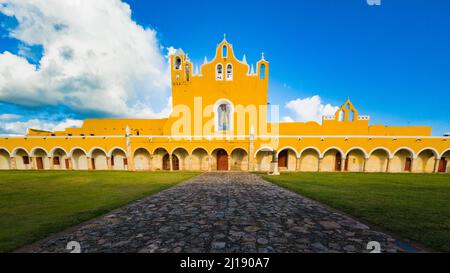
[11,147,30,157]
[277,146,300,158]
[344,147,369,159]
[320,146,344,159]
[190,147,209,155]
[171,146,190,155]
[214,98,235,132]
[108,147,128,157]
[30,146,49,156]
[0,147,11,157]
[392,147,416,159]
[133,147,151,155]
[416,147,440,159]
[153,147,170,154]
[254,146,274,158]
[49,146,68,157]
[88,147,108,157]
[298,146,321,158]
[230,147,249,155]
[68,147,88,157]
[368,147,392,158]
[440,148,450,159]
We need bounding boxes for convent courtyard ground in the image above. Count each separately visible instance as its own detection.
[20,173,423,253]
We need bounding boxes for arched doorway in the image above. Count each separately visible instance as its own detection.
[391,148,414,172]
[277,148,297,171]
[215,149,228,171]
[299,148,320,172]
[321,148,343,172]
[439,150,449,173]
[32,148,50,170]
[230,148,248,171]
[345,148,366,172]
[366,148,390,172]
[415,149,438,173]
[134,148,151,171]
[0,148,10,170]
[162,154,180,171]
[191,148,209,171]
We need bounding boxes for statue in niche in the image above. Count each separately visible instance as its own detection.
[218,104,230,131]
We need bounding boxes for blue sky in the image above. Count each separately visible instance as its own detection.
[0,0,449,135]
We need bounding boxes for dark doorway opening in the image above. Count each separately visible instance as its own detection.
[216,149,228,171]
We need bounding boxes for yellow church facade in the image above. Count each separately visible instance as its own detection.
[0,38,449,174]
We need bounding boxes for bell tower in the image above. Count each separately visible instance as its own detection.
[170,49,193,86]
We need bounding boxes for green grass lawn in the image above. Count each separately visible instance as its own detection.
[262,172,450,252]
[0,170,199,252]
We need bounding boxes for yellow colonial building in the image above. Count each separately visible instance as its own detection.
[0,38,449,173]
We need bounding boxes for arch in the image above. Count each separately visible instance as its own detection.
[321,147,343,172]
[108,147,127,157]
[110,147,128,171]
[133,147,151,156]
[12,147,29,157]
[298,146,321,158]
[392,147,416,159]
[0,148,10,170]
[0,147,11,157]
[321,146,344,159]
[368,147,392,158]
[191,147,209,171]
[415,148,439,173]
[230,148,249,171]
[259,64,266,79]
[345,148,366,172]
[277,146,299,158]
[222,45,228,58]
[50,147,69,170]
[172,147,189,170]
[90,148,108,170]
[366,148,390,173]
[277,147,298,171]
[88,147,108,157]
[174,56,181,70]
[12,147,31,170]
[68,147,88,157]
[31,147,50,170]
[153,147,169,171]
[440,148,450,159]
[212,148,228,171]
[298,148,320,172]
[30,147,49,156]
[216,63,223,80]
[344,147,368,158]
[133,148,151,171]
[71,148,88,170]
[391,147,415,172]
[416,147,439,159]
[255,148,273,172]
[49,146,68,157]
[226,63,233,80]
[214,98,234,132]
[254,146,274,158]
[230,147,248,156]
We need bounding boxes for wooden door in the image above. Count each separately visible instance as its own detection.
[217,149,228,171]
[36,157,44,170]
[163,154,170,170]
[335,153,342,171]
[65,159,70,169]
[172,155,179,171]
[278,150,288,168]
[438,158,447,173]
[344,157,349,171]
[405,158,412,172]
[91,158,96,170]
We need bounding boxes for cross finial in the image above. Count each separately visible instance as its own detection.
[261,52,265,60]
[223,33,227,41]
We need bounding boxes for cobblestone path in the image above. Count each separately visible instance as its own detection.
[22,173,422,253]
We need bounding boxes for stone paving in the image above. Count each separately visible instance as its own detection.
[22,172,423,253]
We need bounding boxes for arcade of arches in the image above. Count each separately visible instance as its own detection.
[0,146,449,173]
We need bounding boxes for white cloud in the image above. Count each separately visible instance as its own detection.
[0,118,83,135]
[0,113,22,120]
[282,95,339,123]
[0,0,172,118]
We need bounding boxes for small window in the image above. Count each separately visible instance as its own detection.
[185,64,190,81]
[23,156,30,165]
[174,56,182,70]
[136,130,140,136]
[53,157,60,165]
[226,64,233,80]
[216,64,223,80]
[260,64,266,80]
[222,45,228,58]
